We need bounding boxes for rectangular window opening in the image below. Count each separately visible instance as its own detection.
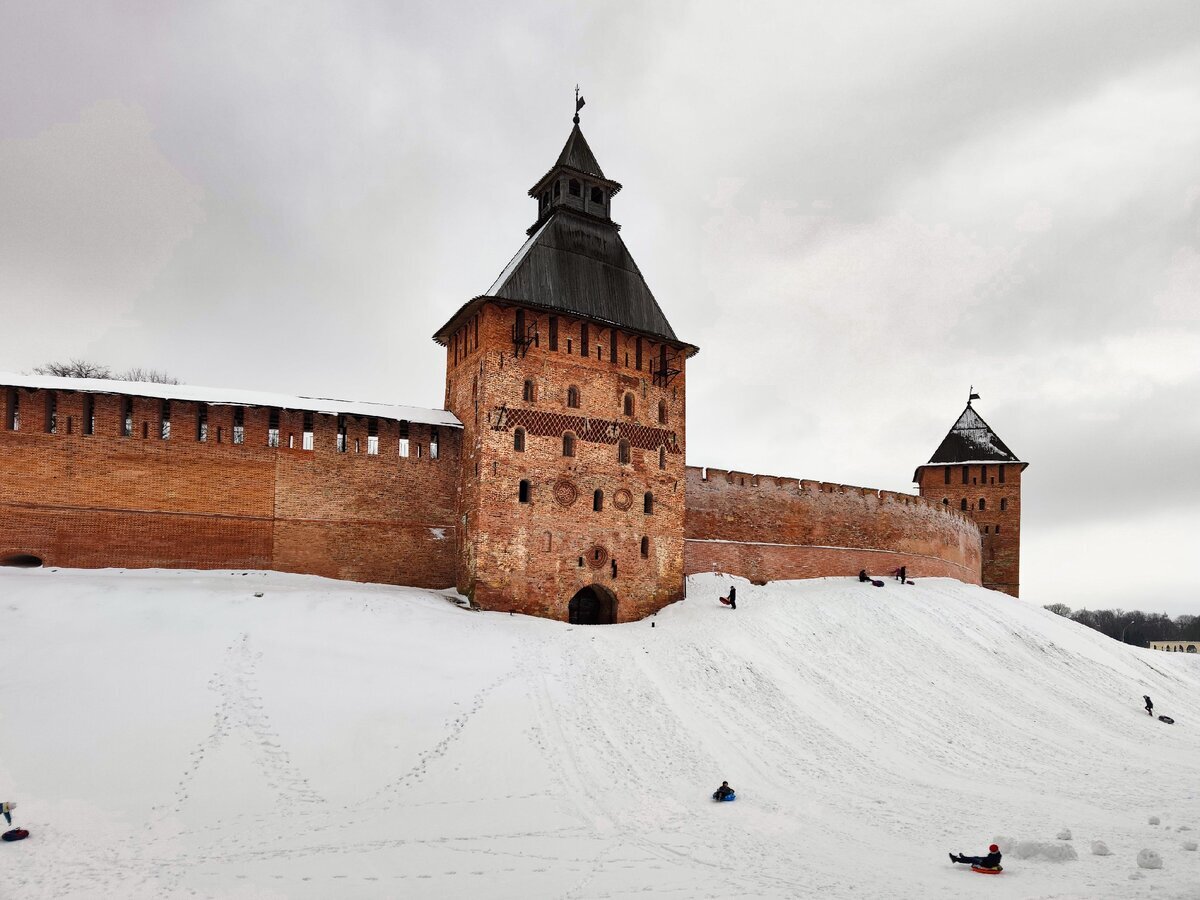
[196,404,208,442]
[399,420,410,457]
[161,400,171,440]
[233,407,245,445]
[268,410,280,447]
[302,412,314,450]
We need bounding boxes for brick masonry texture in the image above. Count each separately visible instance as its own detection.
[915,463,1023,597]
[0,387,458,587]
[444,302,687,622]
[1,330,1017,615]
[684,467,983,586]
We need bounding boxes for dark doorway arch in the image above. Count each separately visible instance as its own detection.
[568,585,617,625]
[1,554,43,568]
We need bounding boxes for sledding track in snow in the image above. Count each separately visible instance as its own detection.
[1,568,1198,899]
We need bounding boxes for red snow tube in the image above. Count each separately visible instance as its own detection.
[2,829,29,842]
[971,865,1002,874]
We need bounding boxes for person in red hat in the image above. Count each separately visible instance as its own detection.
[950,844,1002,868]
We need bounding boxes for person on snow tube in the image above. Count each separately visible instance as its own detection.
[950,844,1001,868]
[713,781,735,801]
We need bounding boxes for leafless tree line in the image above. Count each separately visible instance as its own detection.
[32,359,179,384]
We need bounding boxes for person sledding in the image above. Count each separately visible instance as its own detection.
[858,569,885,587]
[1144,695,1154,716]
[950,843,1002,871]
[712,781,735,801]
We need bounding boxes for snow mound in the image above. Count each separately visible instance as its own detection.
[1183,841,1198,851]
[3,568,1200,900]
[1137,848,1163,869]
[1057,827,1073,840]
[1012,840,1079,861]
[1090,840,1111,856]
[1150,815,1162,825]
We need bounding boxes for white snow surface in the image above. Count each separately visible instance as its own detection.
[2,569,1199,899]
[0,371,462,428]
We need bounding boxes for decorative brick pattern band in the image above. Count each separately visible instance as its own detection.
[493,406,680,454]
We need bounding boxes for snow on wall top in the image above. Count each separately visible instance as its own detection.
[0,371,462,428]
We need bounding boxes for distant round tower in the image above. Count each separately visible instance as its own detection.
[913,395,1027,597]
[433,106,698,623]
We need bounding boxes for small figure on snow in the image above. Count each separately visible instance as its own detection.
[895,565,906,583]
[727,586,736,610]
[0,802,14,826]
[713,781,735,801]
[950,843,1002,869]
[858,569,870,583]
[1144,695,1154,716]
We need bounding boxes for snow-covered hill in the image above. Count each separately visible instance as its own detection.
[1,568,1198,899]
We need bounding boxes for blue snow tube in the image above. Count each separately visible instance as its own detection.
[713,792,736,802]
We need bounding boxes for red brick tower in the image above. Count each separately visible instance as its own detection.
[434,108,698,622]
[914,394,1028,596]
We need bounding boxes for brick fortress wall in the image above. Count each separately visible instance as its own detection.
[0,385,460,587]
[685,467,982,585]
[444,302,687,621]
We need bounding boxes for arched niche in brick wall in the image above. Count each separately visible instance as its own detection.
[0,553,43,568]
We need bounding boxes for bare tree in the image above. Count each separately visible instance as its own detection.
[33,359,113,379]
[118,367,180,385]
[31,360,180,384]
[1043,603,1072,617]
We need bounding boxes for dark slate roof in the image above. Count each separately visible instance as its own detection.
[555,123,605,179]
[924,405,1022,465]
[435,207,693,352]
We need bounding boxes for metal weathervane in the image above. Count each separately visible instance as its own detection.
[574,85,586,124]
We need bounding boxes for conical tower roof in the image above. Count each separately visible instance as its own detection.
[916,401,1024,471]
[554,123,605,179]
[434,114,695,355]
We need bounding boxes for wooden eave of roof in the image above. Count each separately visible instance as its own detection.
[527,165,623,198]
[432,295,699,358]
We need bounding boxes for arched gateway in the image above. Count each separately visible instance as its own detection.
[568,585,617,625]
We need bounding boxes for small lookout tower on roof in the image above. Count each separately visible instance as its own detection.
[434,96,697,623]
[914,393,1028,597]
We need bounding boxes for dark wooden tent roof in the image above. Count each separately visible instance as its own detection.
[555,123,605,179]
[435,121,694,354]
[913,404,1025,481]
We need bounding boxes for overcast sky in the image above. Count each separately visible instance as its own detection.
[2,1,1198,615]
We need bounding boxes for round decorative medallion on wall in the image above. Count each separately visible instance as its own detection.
[553,479,578,507]
[585,544,609,569]
[613,488,633,510]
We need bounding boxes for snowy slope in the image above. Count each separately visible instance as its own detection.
[1,568,1198,900]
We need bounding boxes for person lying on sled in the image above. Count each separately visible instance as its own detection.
[950,844,1002,869]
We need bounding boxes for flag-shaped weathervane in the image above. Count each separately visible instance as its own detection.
[968,386,981,404]
[574,85,586,123]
